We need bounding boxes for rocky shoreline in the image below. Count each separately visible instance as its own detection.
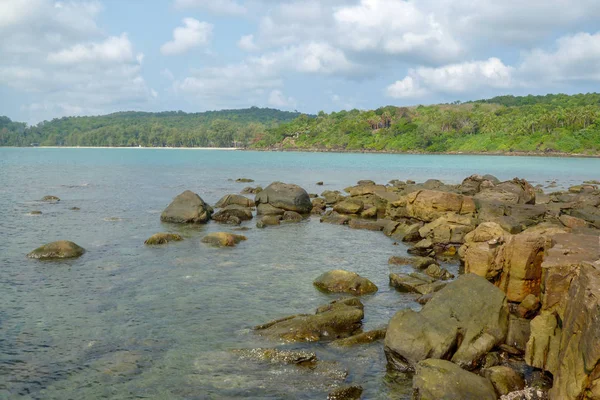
[29,175,600,399]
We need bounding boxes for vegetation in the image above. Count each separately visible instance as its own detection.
[255,93,600,154]
[2,93,600,154]
[0,108,302,147]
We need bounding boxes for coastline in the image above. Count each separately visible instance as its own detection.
[3,145,600,158]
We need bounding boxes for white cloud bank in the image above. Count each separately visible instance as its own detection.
[161,18,213,56]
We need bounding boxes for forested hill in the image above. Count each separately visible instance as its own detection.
[2,93,600,154]
[0,107,303,147]
[255,93,600,155]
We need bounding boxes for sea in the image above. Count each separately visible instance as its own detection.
[1,148,598,399]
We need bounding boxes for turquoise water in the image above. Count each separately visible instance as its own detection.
[1,149,598,399]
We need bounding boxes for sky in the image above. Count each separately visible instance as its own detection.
[1,0,600,124]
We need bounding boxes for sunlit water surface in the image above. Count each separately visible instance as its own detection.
[1,149,599,399]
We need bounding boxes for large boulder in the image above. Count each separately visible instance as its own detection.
[27,240,85,259]
[459,174,498,196]
[403,190,476,222]
[215,194,254,208]
[201,232,247,247]
[385,274,508,371]
[389,273,446,295]
[412,359,497,400]
[418,213,476,244]
[474,178,536,205]
[161,190,213,223]
[313,270,378,295]
[254,298,364,342]
[333,199,364,214]
[255,182,312,214]
[481,365,526,396]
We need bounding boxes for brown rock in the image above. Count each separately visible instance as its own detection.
[201,232,247,247]
[313,270,378,295]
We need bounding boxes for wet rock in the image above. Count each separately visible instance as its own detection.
[236,178,254,183]
[385,274,508,372]
[506,316,531,352]
[320,211,350,225]
[93,350,142,377]
[144,232,183,245]
[256,215,282,228]
[312,198,327,211]
[407,238,434,256]
[234,348,317,366]
[70,207,80,211]
[412,359,497,400]
[257,203,285,216]
[160,190,213,224]
[388,255,416,266]
[201,232,247,247]
[316,181,324,186]
[333,199,364,214]
[327,385,363,400]
[389,273,446,295]
[41,195,60,202]
[212,205,253,223]
[321,190,345,205]
[255,182,312,214]
[254,298,364,342]
[27,240,86,259]
[215,194,254,208]
[424,264,454,280]
[241,186,262,194]
[348,219,384,231]
[29,210,42,215]
[482,366,526,396]
[313,270,378,295]
[360,206,378,218]
[282,210,303,222]
[331,328,386,347]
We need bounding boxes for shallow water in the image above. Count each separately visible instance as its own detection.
[1,149,598,399]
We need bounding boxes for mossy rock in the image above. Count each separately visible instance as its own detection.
[201,232,247,247]
[27,240,85,259]
[144,233,183,245]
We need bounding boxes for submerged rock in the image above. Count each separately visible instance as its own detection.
[254,298,364,342]
[236,178,254,183]
[327,385,363,400]
[234,348,317,367]
[27,240,85,259]
[160,190,213,224]
[201,232,247,247]
[331,328,386,347]
[29,210,42,215]
[144,232,183,245]
[41,195,60,202]
[313,270,378,295]
[256,215,281,228]
[241,186,262,194]
[413,359,497,400]
[255,182,312,214]
[320,211,350,225]
[385,274,508,372]
[282,210,303,222]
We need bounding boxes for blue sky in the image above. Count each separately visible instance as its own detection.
[2,0,600,123]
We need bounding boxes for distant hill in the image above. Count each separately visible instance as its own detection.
[0,107,305,147]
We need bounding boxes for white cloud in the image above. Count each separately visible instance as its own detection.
[268,90,296,109]
[386,58,515,98]
[238,34,258,52]
[47,34,137,64]
[161,18,213,56]
[173,0,246,15]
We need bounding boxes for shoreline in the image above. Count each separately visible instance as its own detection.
[2,145,600,158]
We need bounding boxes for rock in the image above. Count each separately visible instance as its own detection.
[212,205,253,223]
[312,198,327,210]
[327,386,363,400]
[313,270,378,295]
[357,179,376,186]
[256,215,281,228]
[500,388,548,400]
[257,203,285,216]
[316,181,324,186]
[27,241,86,259]
[201,232,247,247]
[348,219,384,231]
[321,190,345,205]
[360,206,378,218]
[255,182,312,214]
[234,348,317,366]
[418,213,475,244]
[29,210,42,215]
[407,239,434,256]
[412,359,497,400]
[460,174,496,196]
[475,178,536,205]
[525,311,561,374]
[416,293,435,305]
[424,264,454,280]
[70,207,80,211]
[331,328,386,347]
[459,222,509,280]
[506,316,531,352]
[320,211,350,225]
[215,194,254,208]
[255,298,364,342]
[333,199,364,214]
[558,214,587,229]
[388,255,417,266]
[41,195,60,202]
[516,294,540,318]
[160,190,213,224]
[144,232,183,245]
[282,210,303,222]
[236,178,254,183]
[404,190,476,222]
[241,186,262,194]
[389,273,446,295]
[93,350,141,377]
[385,274,508,371]
[482,366,526,396]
